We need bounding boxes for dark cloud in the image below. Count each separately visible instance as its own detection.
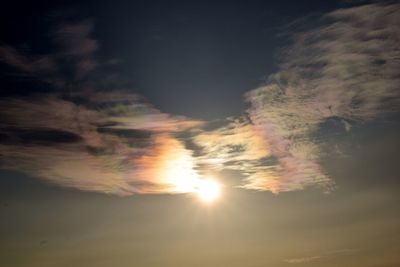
[0,127,83,146]
[0,45,63,87]
[51,20,98,79]
[0,20,101,91]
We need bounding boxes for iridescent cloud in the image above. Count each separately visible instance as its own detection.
[0,93,203,195]
[242,2,400,192]
[194,118,270,166]
[0,20,205,196]
[194,2,400,193]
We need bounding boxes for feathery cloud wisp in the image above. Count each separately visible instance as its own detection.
[195,3,400,193]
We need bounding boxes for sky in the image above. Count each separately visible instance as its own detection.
[0,1,400,266]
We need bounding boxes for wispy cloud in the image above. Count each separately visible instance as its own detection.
[0,93,203,195]
[0,20,102,89]
[0,19,206,196]
[285,255,322,264]
[242,2,400,192]
[284,249,358,264]
[192,2,400,193]
[194,116,330,193]
[52,20,98,79]
[194,118,270,166]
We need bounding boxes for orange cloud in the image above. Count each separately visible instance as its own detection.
[129,134,203,193]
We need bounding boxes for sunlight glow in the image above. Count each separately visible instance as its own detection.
[195,179,221,203]
[139,135,223,203]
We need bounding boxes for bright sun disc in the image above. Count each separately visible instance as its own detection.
[196,179,221,203]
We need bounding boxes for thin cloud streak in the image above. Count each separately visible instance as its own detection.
[285,255,321,264]
[284,248,359,264]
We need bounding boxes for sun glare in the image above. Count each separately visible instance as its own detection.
[195,179,221,204]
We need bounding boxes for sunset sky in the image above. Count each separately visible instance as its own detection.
[1,1,400,266]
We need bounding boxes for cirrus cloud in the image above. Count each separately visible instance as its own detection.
[0,92,203,195]
[194,2,400,193]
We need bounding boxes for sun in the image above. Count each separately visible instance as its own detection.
[195,179,221,204]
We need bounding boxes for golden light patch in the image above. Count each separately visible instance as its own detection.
[195,179,221,204]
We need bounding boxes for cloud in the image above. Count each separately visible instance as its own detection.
[285,255,321,264]
[51,20,98,79]
[284,249,358,264]
[194,118,270,166]
[128,134,204,194]
[0,93,203,195]
[0,45,63,87]
[194,117,330,193]
[0,20,100,89]
[242,2,400,192]
[0,19,205,196]
[192,2,400,193]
